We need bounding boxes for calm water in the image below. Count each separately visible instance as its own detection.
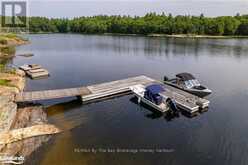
[13,34,248,165]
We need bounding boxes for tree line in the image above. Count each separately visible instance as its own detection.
[24,13,248,35]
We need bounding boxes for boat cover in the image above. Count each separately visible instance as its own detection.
[176,73,195,81]
[145,84,165,94]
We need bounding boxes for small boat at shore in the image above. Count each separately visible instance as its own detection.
[130,84,178,114]
[163,73,212,98]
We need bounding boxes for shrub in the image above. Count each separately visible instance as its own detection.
[0,79,11,86]
[0,46,16,55]
[0,37,8,45]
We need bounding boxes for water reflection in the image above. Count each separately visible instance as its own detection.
[20,34,248,60]
[91,36,248,58]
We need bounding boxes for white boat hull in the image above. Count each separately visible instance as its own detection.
[130,85,169,113]
[164,81,212,98]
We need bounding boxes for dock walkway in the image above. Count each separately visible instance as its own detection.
[15,76,209,114]
[15,76,155,103]
[15,87,91,102]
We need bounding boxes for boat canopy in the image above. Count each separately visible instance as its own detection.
[145,84,165,94]
[176,73,195,81]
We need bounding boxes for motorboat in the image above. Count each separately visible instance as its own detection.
[130,84,178,113]
[163,73,212,98]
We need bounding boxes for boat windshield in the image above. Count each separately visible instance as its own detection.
[185,81,194,89]
[184,79,200,89]
[191,79,200,87]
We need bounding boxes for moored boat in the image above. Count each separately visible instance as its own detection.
[163,73,212,98]
[130,84,178,114]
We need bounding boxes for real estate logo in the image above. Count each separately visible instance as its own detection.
[1,0,28,32]
[0,153,25,164]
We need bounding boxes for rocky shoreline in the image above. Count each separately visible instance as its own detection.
[0,71,60,162]
[0,34,60,164]
[0,33,29,58]
[0,105,53,159]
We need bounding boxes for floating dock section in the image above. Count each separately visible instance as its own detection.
[19,64,49,79]
[15,76,210,114]
[81,76,155,102]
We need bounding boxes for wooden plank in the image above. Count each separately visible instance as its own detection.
[26,71,49,79]
[15,87,91,102]
[83,76,155,102]
[88,75,153,90]
[28,68,47,73]
[153,88,199,113]
[88,76,155,93]
[19,65,31,71]
[82,86,131,102]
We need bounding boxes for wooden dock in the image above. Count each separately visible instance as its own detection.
[15,87,91,102]
[19,64,49,79]
[82,76,155,102]
[15,76,210,114]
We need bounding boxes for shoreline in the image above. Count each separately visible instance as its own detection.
[27,32,248,39]
[0,34,60,162]
[0,34,30,58]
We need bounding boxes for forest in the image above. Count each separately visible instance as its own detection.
[20,13,248,35]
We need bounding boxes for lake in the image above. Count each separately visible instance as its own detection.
[13,34,248,165]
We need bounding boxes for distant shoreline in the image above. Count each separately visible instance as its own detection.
[103,33,248,39]
[28,32,248,39]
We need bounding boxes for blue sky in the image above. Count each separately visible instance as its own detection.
[6,0,248,18]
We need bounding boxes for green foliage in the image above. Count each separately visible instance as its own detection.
[5,14,248,36]
[0,79,11,86]
[0,33,26,45]
[5,68,16,75]
[0,37,8,45]
[222,17,240,35]
[204,18,225,35]
[236,19,248,35]
[3,33,17,38]
[0,46,16,55]
[0,64,4,71]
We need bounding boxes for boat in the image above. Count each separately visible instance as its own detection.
[163,73,212,98]
[130,84,178,114]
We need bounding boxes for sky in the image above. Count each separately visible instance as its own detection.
[2,0,248,18]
